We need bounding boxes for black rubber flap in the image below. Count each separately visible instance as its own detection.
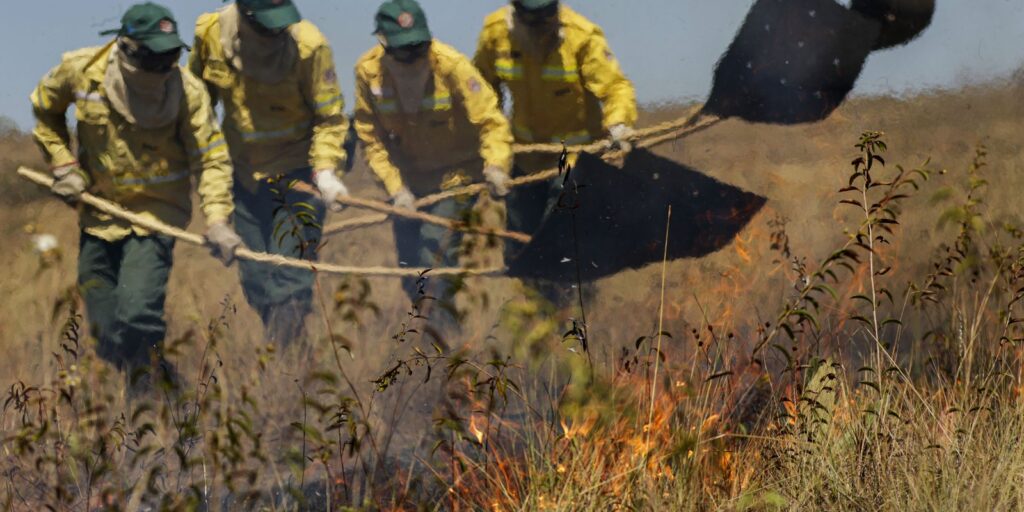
[704,0,881,124]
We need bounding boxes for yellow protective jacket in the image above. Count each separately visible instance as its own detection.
[474,5,638,145]
[354,41,513,197]
[189,12,347,190]
[31,44,234,242]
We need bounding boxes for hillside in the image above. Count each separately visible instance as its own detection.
[2,81,1023,376]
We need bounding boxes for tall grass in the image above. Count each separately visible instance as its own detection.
[4,130,1024,511]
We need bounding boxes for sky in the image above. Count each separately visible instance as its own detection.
[1,0,1022,130]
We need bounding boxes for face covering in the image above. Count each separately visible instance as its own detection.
[385,41,431,64]
[104,40,183,129]
[511,4,561,56]
[381,46,434,115]
[219,3,298,84]
[512,2,560,27]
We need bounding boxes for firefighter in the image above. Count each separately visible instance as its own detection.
[189,0,349,346]
[474,0,638,237]
[30,2,238,370]
[354,0,513,310]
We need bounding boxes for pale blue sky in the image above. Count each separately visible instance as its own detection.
[1,0,1022,129]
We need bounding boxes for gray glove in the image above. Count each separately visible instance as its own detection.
[482,165,511,197]
[51,164,89,203]
[205,221,243,266]
[392,187,416,211]
[609,124,635,154]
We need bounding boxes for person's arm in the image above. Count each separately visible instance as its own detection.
[181,76,233,226]
[30,59,79,173]
[188,14,220,107]
[452,58,513,175]
[353,67,405,196]
[303,44,348,175]
[472,26,504,111]
[579,28,638,130]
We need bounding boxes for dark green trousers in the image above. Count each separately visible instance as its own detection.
[505,163,582,308]
[393,197,467,306]
[78,232,175,368]
[233,170,326,345]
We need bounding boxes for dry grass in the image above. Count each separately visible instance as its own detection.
[1,80,1024,510]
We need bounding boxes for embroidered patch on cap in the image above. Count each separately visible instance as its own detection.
[397,12,414,28]
[159,19,174,33]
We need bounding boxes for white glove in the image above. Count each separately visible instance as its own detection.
[51,164,89,203]
[205,221,243,266]
[609,124,635,153]
[482,165,511,197]
[392,187,416,211]
[314,169,349,212]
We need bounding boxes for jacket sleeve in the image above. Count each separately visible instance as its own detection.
[579,28,638,130]
[354,68,405,196]
[452,58,513,174]
[304,44,348,174]
[30,59,78,171]
[472,26,504,111]
[188,15,219,107]
[181,77,234,225]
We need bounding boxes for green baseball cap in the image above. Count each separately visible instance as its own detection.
[374,0,432,48]
[237,0,302,30]
[514,0,558,10]
[100,2,188,52]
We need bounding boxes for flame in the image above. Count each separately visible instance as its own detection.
[734,232,753,264]
[470,413,486,444]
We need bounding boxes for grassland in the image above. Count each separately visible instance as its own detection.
[1,77,1024,510]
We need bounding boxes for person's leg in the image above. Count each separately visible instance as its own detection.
[77,232,123,363]
[232,181,276,322]
[508,153,579,308]
[407,197,472,332]
[393,215,428,306]
[507,152,570,228]
[261,175,326,346]
[111,234,175,368]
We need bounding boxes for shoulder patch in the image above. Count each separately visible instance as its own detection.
[467,77,482,94]
[323,67,338,84]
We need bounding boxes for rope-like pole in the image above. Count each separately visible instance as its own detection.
[17,166,502,278]
[324,111,722,236]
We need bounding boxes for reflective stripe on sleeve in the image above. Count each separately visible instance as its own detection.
[314,94,343,112]
[196,137,227,156]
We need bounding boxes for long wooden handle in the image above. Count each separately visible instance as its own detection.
[294,182,532,244]
[17,166,503,277]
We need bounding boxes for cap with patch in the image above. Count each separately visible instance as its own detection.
[374,0,432,48]
[101,2,188,52]
[237,0,302,30]
[514,0,558,10]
